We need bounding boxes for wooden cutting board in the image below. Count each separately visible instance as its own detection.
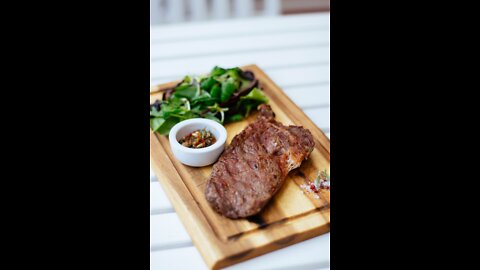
[150,65,330,270]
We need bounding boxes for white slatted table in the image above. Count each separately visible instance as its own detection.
[150,12,330,270]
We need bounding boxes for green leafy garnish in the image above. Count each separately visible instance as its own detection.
[210,66,226,77]
[237,88,269,117]
[150,66,268,135]
[227,113,243,122]
[240,88,269,103]
[173,84,197,99]
[156,117,180,135]
[150,118,165,132]
[220,79,237,102]
[210,84,221,100]
[200,77,216,91]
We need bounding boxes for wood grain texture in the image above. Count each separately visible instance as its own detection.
[150,65,330,269]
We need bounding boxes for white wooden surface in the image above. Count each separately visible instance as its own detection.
[150,12,330,269]
[151,0,281,24]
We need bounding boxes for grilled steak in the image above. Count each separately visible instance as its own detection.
[205,104,315,219]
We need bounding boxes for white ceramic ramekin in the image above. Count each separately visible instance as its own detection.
[168,118,227,167]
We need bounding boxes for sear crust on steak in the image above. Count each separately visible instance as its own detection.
[205,104,315,219]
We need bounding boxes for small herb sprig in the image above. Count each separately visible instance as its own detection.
[314,168,330,191]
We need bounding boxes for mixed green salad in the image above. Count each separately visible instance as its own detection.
[150,66,269,135]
